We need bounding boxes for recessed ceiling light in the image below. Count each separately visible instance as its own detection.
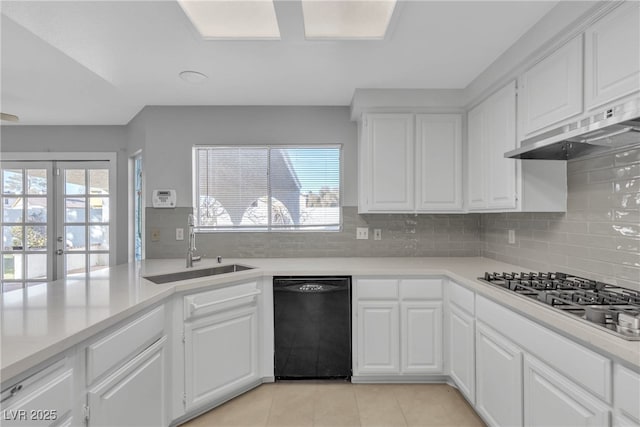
[302,0,397,40]
[179,70,209,84]
[177,0,280,39]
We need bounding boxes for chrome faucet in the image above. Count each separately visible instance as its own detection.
[186,214,202,268]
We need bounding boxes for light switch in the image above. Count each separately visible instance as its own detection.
[373,229,382,240]
[151,228,160,242]
[176,228,184,241]
[508,229,516,245]
[356,227,369,240]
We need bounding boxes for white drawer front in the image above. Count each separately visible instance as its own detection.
[184,281,259,320]
[86,305,165,384]
[477,295,612,403]
[615,364,640,423]
[400,278,442,300]
[356,279,398,300]
[448,280,474,315]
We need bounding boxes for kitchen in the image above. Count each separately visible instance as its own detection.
[1,0,639,426]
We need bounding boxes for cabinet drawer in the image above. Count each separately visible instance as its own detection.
[399,278,442,300]
[1,359,73,426]
[356,279,398,299]
[614,364,640,423]
[86,305,165,384]
[184,281,259,320]
[477,295,612,403]
[448,281,474,315]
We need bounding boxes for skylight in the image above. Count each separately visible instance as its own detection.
[302,0,397,40]
[177,0,281,39]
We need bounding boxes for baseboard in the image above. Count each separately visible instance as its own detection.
[351,375,449,383]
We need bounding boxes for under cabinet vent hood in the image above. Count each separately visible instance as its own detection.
[505,99,640,160]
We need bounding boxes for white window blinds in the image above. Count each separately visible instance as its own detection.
[193,146,341,231]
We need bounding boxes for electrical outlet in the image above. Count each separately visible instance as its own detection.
[356,227,369,240]
[176,228,184,241]
[508,229,516,245]
[151,228,160,242]
[374,229,382,240]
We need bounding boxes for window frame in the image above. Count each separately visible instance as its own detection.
[192,144,343,232]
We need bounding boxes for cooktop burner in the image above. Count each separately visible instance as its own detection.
[479,272,640,340]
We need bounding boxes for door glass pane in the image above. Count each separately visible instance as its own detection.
[65,170,86,194]
[89,225,109,250]
[2,254,22,279]
[3,170,23,194]
[89,254,109,273]
[3,226,23,250]
[66,254,85,276]
[89,197,109,222]
[27,169,47,194]
[65,197,85,222]
[26,226,47,250]
[26,254,47,279]
[65,226,86,251]
[89,169,109,194]
[3,197,23,222]
[27,198,47,222]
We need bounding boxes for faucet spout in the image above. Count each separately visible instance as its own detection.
[186,214,201,268]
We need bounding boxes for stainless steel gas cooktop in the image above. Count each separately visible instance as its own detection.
[479,272,640,340]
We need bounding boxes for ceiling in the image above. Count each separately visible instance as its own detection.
[1,0,559,126]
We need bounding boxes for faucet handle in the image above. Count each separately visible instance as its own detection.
[217,256,223,264]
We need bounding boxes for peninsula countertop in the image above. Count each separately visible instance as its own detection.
[2,257,639,381]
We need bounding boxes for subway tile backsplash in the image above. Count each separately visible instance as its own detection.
[482,145,640,291]
[146,145,639,291]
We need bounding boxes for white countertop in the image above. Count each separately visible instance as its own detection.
[2,257,639,382]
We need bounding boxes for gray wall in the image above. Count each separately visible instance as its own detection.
[482,145,640,291]
[0,126,129,265]
[146,207,481,259]
[132,106,359,207]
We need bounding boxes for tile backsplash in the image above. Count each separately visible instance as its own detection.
[482,145,640,291]
[146,207,482,259]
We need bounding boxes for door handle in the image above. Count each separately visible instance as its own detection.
[56,249,64,255]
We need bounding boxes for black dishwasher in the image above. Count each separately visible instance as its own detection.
[273,276,351,380]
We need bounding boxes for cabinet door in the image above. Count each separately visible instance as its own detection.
[519,35,583,136]
[88,336,167,427]
[448,304,475,403]
[467,103,486,209]
[184,304,259,411]
[486,81,517,209]
[415,114,462,211]
[363,114,415,211]
[356,301,400,374]
[585,2,640,110]
[476,323,523,427]
[400,301,443,374]
[524,356,610,427]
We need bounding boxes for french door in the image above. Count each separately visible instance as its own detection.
[1,160,114,292]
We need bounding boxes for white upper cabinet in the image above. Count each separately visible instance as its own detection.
[585,1,640,110]
[518,35,583,137]
[360,114,415,212]
[359,113,463,213]
[415,114,462,211]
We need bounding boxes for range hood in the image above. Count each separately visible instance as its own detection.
[505,99,640,160]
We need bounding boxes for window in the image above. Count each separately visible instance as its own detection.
[193,146,341,231]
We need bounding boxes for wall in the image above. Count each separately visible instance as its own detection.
[0,126,129,265]
[145,206,481,259]
[482,146,640,291]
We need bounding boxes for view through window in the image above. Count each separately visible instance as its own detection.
[193,146,341,231]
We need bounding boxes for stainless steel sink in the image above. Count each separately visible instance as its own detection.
[144,264,254,284]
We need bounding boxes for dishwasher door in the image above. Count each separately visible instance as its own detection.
[273,276,351,380]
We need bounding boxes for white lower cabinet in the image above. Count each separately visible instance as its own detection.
[1,358,74,427]
[184,293,259,411]
[475,322,523,427]
[356,301,401,374]
[354,277,443,377]
[87,336,167,427]
[523,356,610,427]
[448,303,475,403]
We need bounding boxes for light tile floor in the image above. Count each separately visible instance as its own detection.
[181,382,486,427]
